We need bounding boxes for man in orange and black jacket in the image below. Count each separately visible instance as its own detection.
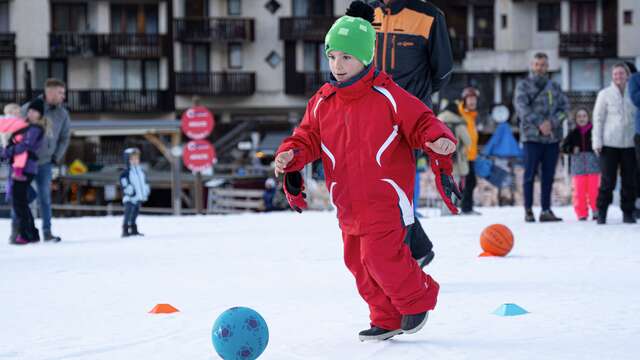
[371,0,454,108]
[369,0,455,267]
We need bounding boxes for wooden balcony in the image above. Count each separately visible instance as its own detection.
[0,33,16,57]
[174,18,254,43]
[50,33,169,58]
[175,72,256,96]
[285,71,331,95]
[559,33,617,58]
[279,17,337,41]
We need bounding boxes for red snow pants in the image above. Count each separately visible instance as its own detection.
[342,227,439,330]
[572,174,600,219]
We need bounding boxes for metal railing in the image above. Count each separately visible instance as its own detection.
[50,33,169,58]
[175,72,256,96]
[0,89,174,113]
[174,18,254,42]
[559,33,617,58]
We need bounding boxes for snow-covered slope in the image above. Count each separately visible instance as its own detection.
[1,206,639,359]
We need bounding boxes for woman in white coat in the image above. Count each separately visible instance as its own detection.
[592,63,638,224]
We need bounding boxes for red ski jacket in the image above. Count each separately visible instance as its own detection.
[277,67,455,235]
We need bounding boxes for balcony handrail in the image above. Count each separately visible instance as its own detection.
[176,71,256,96]
[0,89,173,113]
[49,32,168,58]
[174,18,254,42]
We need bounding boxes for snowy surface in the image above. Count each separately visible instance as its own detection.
[1,206,639,360]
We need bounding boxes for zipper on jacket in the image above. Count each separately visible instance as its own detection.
[391,34,396,70]
[382,8,390,72]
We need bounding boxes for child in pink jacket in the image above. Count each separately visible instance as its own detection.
[0,103,29,180]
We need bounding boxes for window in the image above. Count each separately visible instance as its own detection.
[538,3,560,31]
[52,3,87,32]
[624,10,633,25]
[570,1,596,33]
[293,0,332,16]
[228,43,243,69]
[182,44,209,72]
[303,42,329,72]
[111,59,159,90]
[501,14,507,29]
[185,0,208,17]
[0,1,9,32]
[35,60,67,89]
[228,0,241,16]
[0,59,13,90]
[570,59,600,91]
[111,4,158,34]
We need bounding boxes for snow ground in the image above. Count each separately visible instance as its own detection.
[1,206,639,360]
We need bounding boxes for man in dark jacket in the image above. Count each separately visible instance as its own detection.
[367,0,455,267]
[370,0,453,107]
[514,53,569,223]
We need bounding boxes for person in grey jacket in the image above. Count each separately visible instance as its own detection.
[514,52,569,223]
[592,63,637,224]
[11,78,70,243]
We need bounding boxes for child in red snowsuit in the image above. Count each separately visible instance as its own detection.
[275,10,460,342]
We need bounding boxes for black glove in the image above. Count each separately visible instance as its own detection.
[51,156,58,166]
[283,172,308,213]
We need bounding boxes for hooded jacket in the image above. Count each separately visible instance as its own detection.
[370,0,453,107]
[2,124,44,175]
[120,151,150,204]
[21,95,71,165]
[276,66,454,235]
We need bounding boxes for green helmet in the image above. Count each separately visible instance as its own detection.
[324,15,376,66]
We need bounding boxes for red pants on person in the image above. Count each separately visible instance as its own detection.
[342,227,439,330]
[572,174,600,219]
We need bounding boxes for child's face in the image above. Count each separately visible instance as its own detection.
[27,109,41,123]
[327,50,365,83]
[129,154,140,165]
[575,110,590,126]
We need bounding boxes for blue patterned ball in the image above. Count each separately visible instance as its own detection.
[211,307,269,359]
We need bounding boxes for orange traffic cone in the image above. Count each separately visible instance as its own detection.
[149,304,180,314]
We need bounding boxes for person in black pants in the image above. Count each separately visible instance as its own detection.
[3,98,48,244]
[592,63,637,224]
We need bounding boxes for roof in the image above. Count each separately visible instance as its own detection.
[70,120,181,137]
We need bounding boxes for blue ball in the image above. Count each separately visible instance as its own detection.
[211,307,269,360]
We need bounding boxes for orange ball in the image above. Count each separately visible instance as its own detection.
[480,224,514,256]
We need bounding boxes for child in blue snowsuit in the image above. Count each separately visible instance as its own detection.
[120,148,150,237]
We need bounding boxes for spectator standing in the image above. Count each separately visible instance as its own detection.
[514,53,569,222]
[592,63,637,224]
[17,78,71,242]
[457,87,480,215]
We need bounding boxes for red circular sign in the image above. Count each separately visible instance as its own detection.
[182,140,216,172]
[181,106,215,140]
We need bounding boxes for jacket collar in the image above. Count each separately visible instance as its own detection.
[378,0,407,15]
[331,66,378,102]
